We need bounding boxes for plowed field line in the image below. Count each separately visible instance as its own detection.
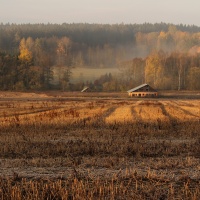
[167,101,199,120]
[131,106,141,122]
[159,103,179,129]
[90,106,118,125]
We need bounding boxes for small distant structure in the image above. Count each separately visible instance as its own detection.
[81,86,91,92]
[127,83,158,97]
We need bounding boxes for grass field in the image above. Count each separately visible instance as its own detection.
[0,92,199,199]
[53,67,119,84]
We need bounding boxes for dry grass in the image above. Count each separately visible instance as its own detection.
[105,102,135,124]
[0,93,199,199]
[134,101,170,123]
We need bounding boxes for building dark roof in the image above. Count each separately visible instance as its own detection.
[81,86,89,92]
[127,83,148,93]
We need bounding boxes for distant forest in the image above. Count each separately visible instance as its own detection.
[0,23,200,91]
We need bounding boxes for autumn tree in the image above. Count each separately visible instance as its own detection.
[34,38,53,89]
[145,52,165,89]
[0,53,18,90]
[187,67,200,90]
[171,52,189,91]
[157,31,174,52]
[18,38,33,66]
[56,37,72,90]
[17,38,33,89]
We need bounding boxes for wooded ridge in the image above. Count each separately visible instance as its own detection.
[0,23,200,91]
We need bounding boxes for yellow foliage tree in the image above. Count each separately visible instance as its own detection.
[18,38,33,65]
[17,38,33,89]
[145,53,164,88]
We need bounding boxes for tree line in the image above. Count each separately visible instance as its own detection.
[0,23,200,91]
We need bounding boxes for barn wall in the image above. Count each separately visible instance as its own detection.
[129,92,158,97]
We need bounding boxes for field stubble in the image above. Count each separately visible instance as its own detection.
[0,95,199,199]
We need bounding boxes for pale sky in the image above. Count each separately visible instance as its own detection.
[1,0,200,26]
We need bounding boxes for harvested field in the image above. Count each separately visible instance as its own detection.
[0,92,199,199]
[105,103,134,123]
